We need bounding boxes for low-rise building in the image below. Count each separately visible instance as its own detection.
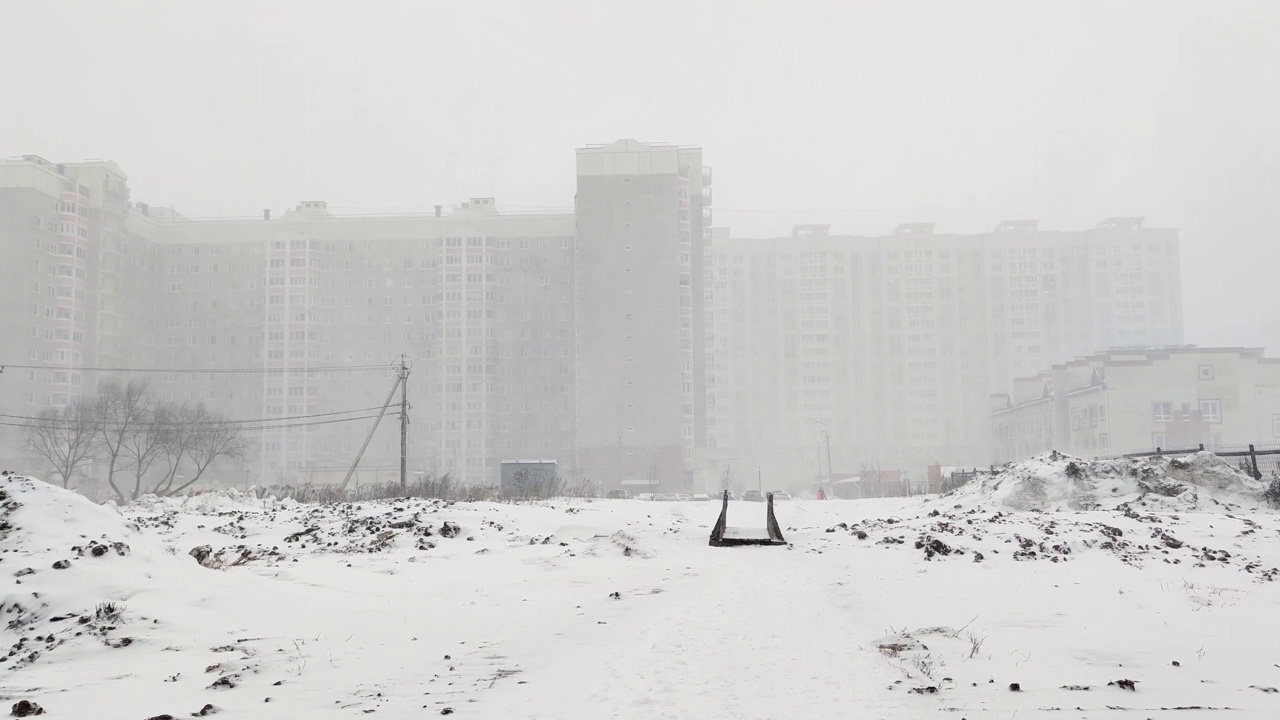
[992,347,1280,462]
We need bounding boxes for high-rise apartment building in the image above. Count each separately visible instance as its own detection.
[574,140,710,491]
[2,155,578,485]
[706,219,1183,485]
[0,157,149,416]
[3,149,1183,493]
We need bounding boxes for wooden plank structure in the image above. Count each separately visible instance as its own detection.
[708,490,787,546]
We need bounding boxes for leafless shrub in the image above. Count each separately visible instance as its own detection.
[966,631,986,659]
[94,601,126,623]
[1264,465,1280,509]
[263,472,597,505]
[910,653,936,680]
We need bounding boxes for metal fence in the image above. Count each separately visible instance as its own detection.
[1121,443,1280,480]
[960,442,1280,488]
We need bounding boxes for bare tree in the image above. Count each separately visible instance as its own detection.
[149,402,202,496]
[94,379,152,503]
[121,399,173,501]
[24,398,97,489]
[166,412,248,496]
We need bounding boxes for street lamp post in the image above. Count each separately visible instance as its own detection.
[757,465,762,493]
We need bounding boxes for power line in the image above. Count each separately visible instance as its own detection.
[0,405,391,427]
[0,363,392,375]
[0,413,387,433]
[211,414,390,432]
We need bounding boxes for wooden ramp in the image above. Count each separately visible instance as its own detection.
[709,491,787,547]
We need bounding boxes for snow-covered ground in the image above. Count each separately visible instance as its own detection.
[4,454,1280,719]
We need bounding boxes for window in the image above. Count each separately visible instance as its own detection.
[1152,402,1172,423]
[1273,414,1280,438]
[1152,432,1168,449]
[1199,399,1221,423]
[1198,365,1215,381]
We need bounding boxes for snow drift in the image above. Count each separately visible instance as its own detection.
[1,473,204,670]
[938,451,1269,512]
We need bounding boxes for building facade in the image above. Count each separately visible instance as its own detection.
[0,157,151,418]
[707,219,1184,485]
[574,140,710,491]
[4,149,1190,493]
[2,155,579,486]
[992,347,1280,462]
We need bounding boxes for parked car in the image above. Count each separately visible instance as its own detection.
[655,493,680,501]
[635,493,654,501]
[690,493,711,501]
[742,490,764,502]
[677,493,693,501]
[770,490,793,500]
[605,489,631,499]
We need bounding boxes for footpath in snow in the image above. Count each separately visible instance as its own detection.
[3,453,1280,719]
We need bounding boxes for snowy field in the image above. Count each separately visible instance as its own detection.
[4,453,1280,719]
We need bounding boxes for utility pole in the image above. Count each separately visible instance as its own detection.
[816,420,833,483]
[339,355,411,494]
[397,355,411,491]
[339,371,403,492]
[757,465,762,493]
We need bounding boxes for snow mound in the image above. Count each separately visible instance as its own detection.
[580,530,650,558]
[131,486,295,514]
[938,451,1268,513]
[1,473,146,555]
[1,474,202,669]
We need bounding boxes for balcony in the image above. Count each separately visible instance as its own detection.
[702,166,712,185]
[701,185,712,203]
[701,207,713,225]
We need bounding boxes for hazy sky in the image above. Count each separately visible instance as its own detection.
[3,0,1279,348]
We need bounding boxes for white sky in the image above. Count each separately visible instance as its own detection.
[3,0,1279,348]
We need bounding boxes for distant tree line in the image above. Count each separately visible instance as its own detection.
[24,379,248,503]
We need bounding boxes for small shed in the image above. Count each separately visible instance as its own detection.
[500,459,559,495]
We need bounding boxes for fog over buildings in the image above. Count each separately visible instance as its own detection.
[3,1,1280,494]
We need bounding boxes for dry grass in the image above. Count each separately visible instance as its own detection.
[263,473,599,505]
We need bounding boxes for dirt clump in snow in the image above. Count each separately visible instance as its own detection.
[9,700,44,717]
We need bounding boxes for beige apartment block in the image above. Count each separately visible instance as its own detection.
[993,347,1280,462]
